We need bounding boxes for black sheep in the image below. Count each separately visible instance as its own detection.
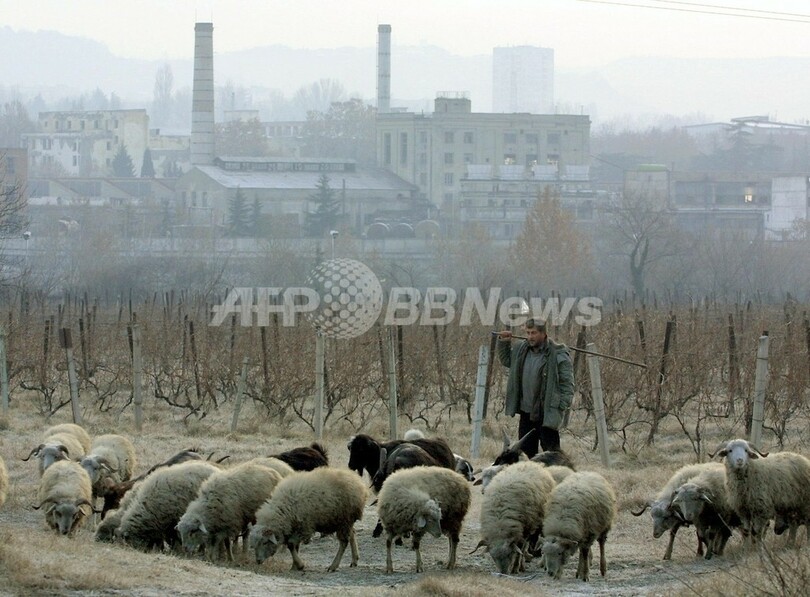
[271,442,329,471]
[346,434,455,479]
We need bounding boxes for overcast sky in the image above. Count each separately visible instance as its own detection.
[2,0,810,68]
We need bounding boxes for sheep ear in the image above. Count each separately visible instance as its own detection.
[417,516,427,528]
[708,442,727,458]
[698,490,713,504]
[268,533,278,545]
[501,429,511,451]
[473,478,483,486]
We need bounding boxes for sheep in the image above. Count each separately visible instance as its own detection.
[22,431,87,475]
[99,448,210,518]
[34,460,95,536]
[631,462,723,560]
[44,423,92,453]
[250,468,368,572]
[117,461,219,551]
[95,478,144,543]
[270,442,329,471]
[474,452,575,494]
[176,462,283,561]
[541,471,617,582]
[711,438,810,544]
[670,466,741,560]
[372,443,442,493]
[0,454,8,509]
[473,461,555,574]
[80,434,137,501]
[454,453,474,482]
[377,466,471,574]
[492,429,535,466]
[347,433,455,479]
[246,456,295,478]
[532,449,576,470]
[545,464,575,485]
[403,429,425,441]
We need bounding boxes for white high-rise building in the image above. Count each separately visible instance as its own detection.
[492,46,554,114]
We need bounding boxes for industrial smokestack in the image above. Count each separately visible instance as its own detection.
[377,24,391,114]
[191,22,215,166]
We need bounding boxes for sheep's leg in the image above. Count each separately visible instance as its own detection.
[289,543,305,571]
[663,522,681,560]
[349,527,359,567]
[328,532,348,572]
[386,533,395,574]
[787,523,798,547]
[225,537,234,562]
[577,546,590,581]
[598,532,608,577]
[413,535,424,573]
[447,533,459,570]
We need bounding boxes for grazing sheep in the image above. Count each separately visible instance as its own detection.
[377,466,471,574]
[631,462,722,560]
[99,448,209,518]
[671,467,741,560]
[711,439,810,544]
[372,444,442,493]
[246,456,295,479]
[474,455,574,494]
[251,468,368,572]
[347,434,455,479]
[492,429,535,466]
[95,479,144,543]
[270,442,329,471]
[532,449,576,470]
[545,464,575,485]
[177,462,283,561]
[453,453,475,482]
[35,460,95,536]
[22,432,87,475]
[473,463,505,493]
[542,471,617,582]
[44,423,92,453]
[81,434,137,501]
[117,461,219,551]
[403,429,426,441]
[0,454,8,509]
[474,461,555,574]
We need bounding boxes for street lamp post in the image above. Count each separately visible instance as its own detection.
[329,230,339,260]
[22,231,31,262]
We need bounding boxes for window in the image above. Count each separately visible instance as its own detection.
[464,153,474,164]
[202,192,209,208]
[547,154,559,166]
[55,121,60,130]
[114,119,119,128]
[107,141,112,151]
[526,133,538,144]
[67,121,72,130]
[547,133,561,145]
[383,133,391,165]
[72,156,78,167]
[504,132,517,144]
[503,154,516,164]
[444,131,454,144]
[463,132,474,144]
[94,120,100,129]
[191,191,197,207]
[526,154,537,165]
[444,152,454,165]
[400,133,408,165]
[80,120,85,130]
[444,173,454,185]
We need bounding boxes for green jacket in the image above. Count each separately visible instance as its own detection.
[498,337,574,430]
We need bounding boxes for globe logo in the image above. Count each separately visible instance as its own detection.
[305,258,384,339]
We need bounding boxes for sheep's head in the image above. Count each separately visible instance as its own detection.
[36,444,71,472]
[670,483,710,524]
[710,439,768,471]
[250,525,281,564]
[473,464,505,494]
[346,434,377,476]
[485,540,523,574]
[454,455,475,482]
[95,517,118,543]
[416,498,442,539]
[80,455,117,485]
[651,499,683,538]
[492,429,534,466]
[176,513,208,554]
[38,498,92,535]
[542,536,578,579]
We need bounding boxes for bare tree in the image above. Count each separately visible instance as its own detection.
[152,64,174,128]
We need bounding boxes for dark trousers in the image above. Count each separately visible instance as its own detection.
[518,410,561,457]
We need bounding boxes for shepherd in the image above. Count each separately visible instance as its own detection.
[497,318,574,457]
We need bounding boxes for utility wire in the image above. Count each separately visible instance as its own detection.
[646,0,810,20]
[576,0,810,23]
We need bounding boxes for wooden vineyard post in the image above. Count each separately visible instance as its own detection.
[60,328,82,425]
[0,325,8,417]
[387,327,398,441]
[231,357,249,433]
[314,332,325,440]
[470,345,489,459]
[586,342,611,468]
[131,324,143,432]
[750,333,770,448]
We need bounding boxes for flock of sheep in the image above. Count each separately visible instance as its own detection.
[0,423,805,584]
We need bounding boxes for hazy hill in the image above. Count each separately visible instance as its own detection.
[2,26,809,124]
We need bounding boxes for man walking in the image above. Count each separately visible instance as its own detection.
[497,318,574,457]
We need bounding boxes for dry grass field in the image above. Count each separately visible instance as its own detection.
[2,392,810,597]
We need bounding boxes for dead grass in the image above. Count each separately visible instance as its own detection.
[400,573,547,597]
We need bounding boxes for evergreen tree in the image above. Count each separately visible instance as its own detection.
[305,174,340,237]
[226,186,251,237]
[140,148,156,178]
[251,195,262,237]
[112,144,135,177]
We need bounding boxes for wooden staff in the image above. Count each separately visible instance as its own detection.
[491,332,647,369]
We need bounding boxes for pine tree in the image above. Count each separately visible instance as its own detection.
[140,148,156,178]
[226,186,251,237]
[251,196,262,237]
[305,174,340,237]
[112,144,135,177]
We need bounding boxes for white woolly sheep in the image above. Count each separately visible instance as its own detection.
[35,460,95,536]
[545,464,575,485]
[44,423,92,453]
[23,431,87,476]
[250,468,368,572]
[631,462,723,560]
[474,461,555,574]
[117,461,219,551]
[177,462,283,561]
[712,438,810,544]
[246,456,295,478]
[95,478,143,543]
[542,471,617,582]
[377,466,471,574]
[671,466,741,559]
[81,434,137,499]
[0,453,8,509]
[403,429,426,441]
